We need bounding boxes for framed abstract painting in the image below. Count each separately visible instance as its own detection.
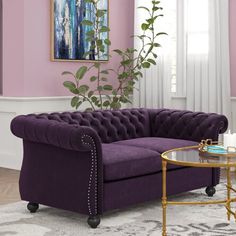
[51,0,109,62]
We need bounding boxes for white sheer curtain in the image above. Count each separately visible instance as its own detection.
[133,0,231,119]
[184,0,231,118]
[133,0,174,108]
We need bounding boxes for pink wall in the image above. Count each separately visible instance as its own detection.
[2,0,24,96]
[5,1,235,97]
[230,0,236,97]
[2,0,134,97]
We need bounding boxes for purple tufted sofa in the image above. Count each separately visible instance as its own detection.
[11,108,228,228]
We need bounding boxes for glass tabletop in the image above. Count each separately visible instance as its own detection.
[161,145,236,168]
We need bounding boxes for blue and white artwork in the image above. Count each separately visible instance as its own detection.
[52,0,108,61]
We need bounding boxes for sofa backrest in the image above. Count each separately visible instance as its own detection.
[38,109,151,143]
[149,108,228,142]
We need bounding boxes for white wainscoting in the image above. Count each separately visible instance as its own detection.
[0,96,235,170]
[0,96,73,170]
[231,97,236,133]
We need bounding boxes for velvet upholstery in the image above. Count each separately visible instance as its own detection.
[102,144,161,181]
[11,108,228,221]
[103,167,213,211]
[114,137,198,153]
[149,109,228,141]
[11,109,150,145]
[102,144,187,182]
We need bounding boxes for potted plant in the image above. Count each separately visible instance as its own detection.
[62,0,166,110]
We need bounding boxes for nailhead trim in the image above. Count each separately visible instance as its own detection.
[82,135,98,216]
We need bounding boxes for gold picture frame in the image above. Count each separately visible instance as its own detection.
[50,0,109,62]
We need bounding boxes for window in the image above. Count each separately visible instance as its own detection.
[164,0,209,94]
[186,0,209,55]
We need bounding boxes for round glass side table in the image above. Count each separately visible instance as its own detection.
[161,145,236,236]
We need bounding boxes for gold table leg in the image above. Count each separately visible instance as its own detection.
[227,166,231,221]
[162,160,167,236]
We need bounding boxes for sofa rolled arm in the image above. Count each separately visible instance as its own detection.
[11,114,102,152]
[149,109,228,142]
[11,114,103,216]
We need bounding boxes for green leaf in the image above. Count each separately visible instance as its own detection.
[104,39,111,46]
[101,77,108,82]
[146,18,154,24]
[90,76,97,82]
[153,7,163,11]
[91,96,98,102]
[90,45,96,50]
[103,101,110,107]
[153,43,161,47]
[96,39,103,46]
[76,66,88,80]
[63,81,76,90]
[81,19,93,26]
[112,90,118,96]
[103,85,113,91]
[121,59,132,66]
[99,26,110,33]
[85,107,93,112]
[113,49,123,55]
[99,45,105,53]
[88,91,94,98]
[110,102,121,110]
[154,14,164,19]
[134,71,143,78]
[127,48,137,53]
[62,71,75,77]
[147,58,157,65]
[128,80,135,86]
[94,62,101,68]
[86,30,95,36]
[156,32,168,37]
[142,62,151,68]
[78,85,89,94]
[96,9,106,17]
[100,70,109,74]
[113,97,119,103]
[138,6,150,12]
[69,88,80,94]
[141,23,149,31]
[119,72,129,79]
[71,96,79,108]
[152,52,158,58]
[75,101,82,110]
[86,37,93,42]
[120,96,131,104]
[124,89,130,97]
[97,86,103,91]
[105,95,111,101]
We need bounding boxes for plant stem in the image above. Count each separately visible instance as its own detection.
[95,1,103,109]
[80,94,96,111]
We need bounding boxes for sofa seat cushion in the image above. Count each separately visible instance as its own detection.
[102,143,185,182]
[102,144,162,181]
[113,137,198,154]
